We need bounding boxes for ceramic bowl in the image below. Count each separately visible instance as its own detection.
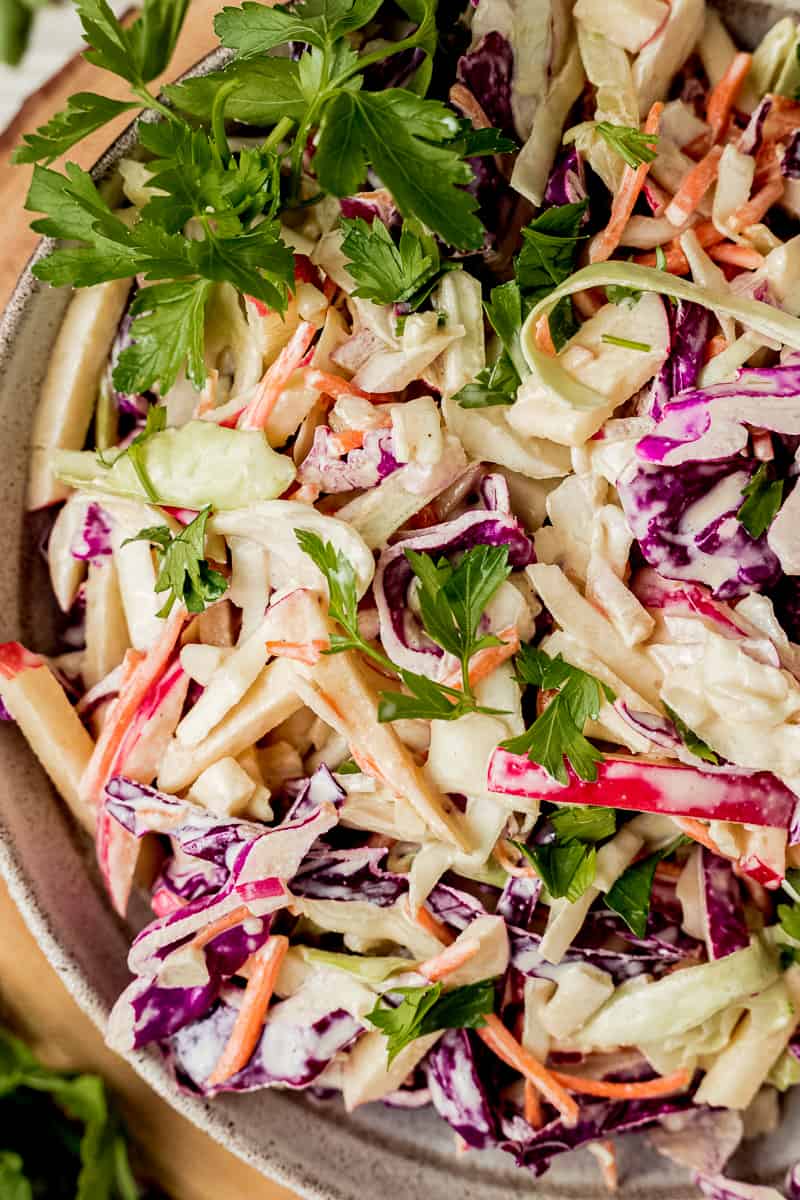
[2,4,800,1195]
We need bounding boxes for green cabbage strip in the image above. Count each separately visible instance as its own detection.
[520,263,800,414]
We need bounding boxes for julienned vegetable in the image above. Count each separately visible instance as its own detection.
[9,0,800,1194]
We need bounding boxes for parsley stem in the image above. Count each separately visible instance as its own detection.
[210,80,240,165]
[340,32,428,80]
[132,86,180,127]
[263,116,295,151]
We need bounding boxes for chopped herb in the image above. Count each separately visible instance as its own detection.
[455,354,519,408]
[601,334,651,352]
[501,646,614,784]
[663,702,719,765]
[335,758,360,774]
[549,805,617,842]
[98,404,166,502]
[515,838,597,903]
[605,284,642,306]
[606,837,687,937]
[366,978,495,1063]
[340,215,458,310]
[594,121,659,169]
[124,506,228,618]
[737,464,784,539]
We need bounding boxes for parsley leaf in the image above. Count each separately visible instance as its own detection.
[779,902,800,943]
[605,837,688,938]
[166,58,307,127]
[315,89,483,251]
[340,216,458,309]
[405,544,511,696]
[125,506,228,618]
[515,838,597,903]
[484,280,529,381]
[605,283,642,306]
[662,702,719,766]
[114,280,212,397]
[216,0,383,56]
[594,121,659,169]
[501,646,614,784]
[549,805,617,842]
[296,531,509,723]
[13,94,137,165]
[77,0,191,86]
[515,200,587,352]
[366,979,495,1064]
[737,464,784,539]
[443,119,516,158]
[455,355,518,409]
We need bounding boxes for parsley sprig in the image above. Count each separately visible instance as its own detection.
[456,200,587,409]
[501,646,614,784]
[341,216,459,311]
[662,702,719,766]
[295,530,511,723]
[737,464,784,539]
[366,978,495,1063]
[124,506,228,617]
[605,836,688,937]
[513,804,615,903]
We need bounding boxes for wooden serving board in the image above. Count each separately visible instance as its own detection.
[0,5,298,1197]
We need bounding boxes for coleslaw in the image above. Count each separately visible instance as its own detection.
[7,0,800,1193]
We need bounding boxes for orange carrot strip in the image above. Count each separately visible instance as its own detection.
[81,608,187,811]
[302,368,391,404]
[238,322,316,430]
[671,816,723,854]
[494,837,538,879]
[703,333,729,362]
[634,245,691,274]
[440,626,521,691]
[588,1141,619,1193]
[533,313,556,356]
[706,52,752,143]
[654,860,683,881]
[207,935,289,1086]
[524,1080,544,1129]
[707,243,765,269]
[419,940,480,983]
[664,144,723,227]
[329,429,365,453]
[590,102,664,265]
[478,1014,580,1127]
[191,904,251,950]
[411,900,456,946]
[549,1068,690,1100]
[729,178,785,233]
[264,638,329,665]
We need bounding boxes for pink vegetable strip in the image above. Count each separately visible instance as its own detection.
[487,749,798,833]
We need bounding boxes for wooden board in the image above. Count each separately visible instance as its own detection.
[0,6,299,1197]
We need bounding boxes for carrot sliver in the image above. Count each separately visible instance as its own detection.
[671,816,723,854]
[707,243,765,269]
[302,368,392,404]
[329,429,365,453]
[664,145,723,227]
[549,1068,691,1100]
[238,322,316,430]
[207,935,289,1087]
[706,52,752,143]
[533,313,556,357]
[588,1140,619,1193]
[190,904,251,951]
[440,626,521,691]
[477,1014,580,1127]
[264,638,329,665]
[419,940,480,983]
[703,333,729,362]
[729,178,785,233]
[590,102,663,265]
[412,900,456,947]
[524,1080,544,1129]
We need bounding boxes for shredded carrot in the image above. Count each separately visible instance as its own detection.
[706,52,752,143]
[494,837,538,879]
[81,608,187,812]
[207,935,289,1087]
[419,939,480,983]
[590,102,663,264]
[190,904,251,950]
[533,313,557,356]
[524,1080,544,1129]
[634,219,726,272]
[572,288,605,319]
[329,429,365,454]
[440,626,521,691]
[729,177,785,233]
[703,333,729,362]
[588,1141,619,1193]
[477,1014,580,1127]
[664,144,723,227]
[264,638,329,665]
[671,815,723,854]
[654,860,683,882]
[762,95,800,142]
[411,899,456,946]
[707,242,765,269]
[549,1068,690,1100]
[238,322,317,430]
[302,368,392,404]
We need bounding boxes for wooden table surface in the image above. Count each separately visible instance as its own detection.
[0,5,298,1197]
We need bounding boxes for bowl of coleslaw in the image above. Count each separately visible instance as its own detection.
[4,0,800,1197]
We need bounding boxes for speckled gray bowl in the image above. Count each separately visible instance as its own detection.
[3,5,800,1196]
